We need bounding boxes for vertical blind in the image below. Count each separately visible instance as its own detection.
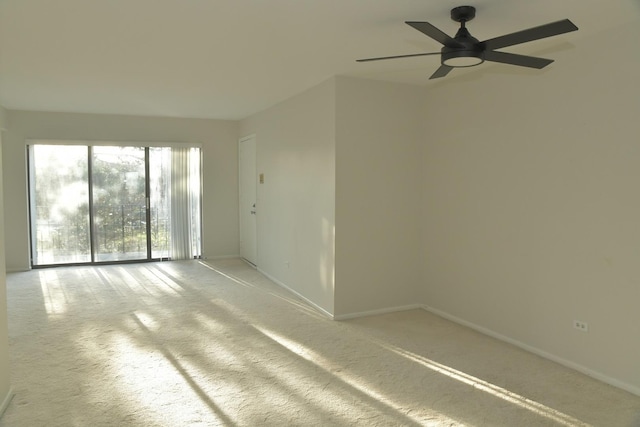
[170,147,193,260]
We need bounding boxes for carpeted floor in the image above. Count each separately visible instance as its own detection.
[1,259,639,426]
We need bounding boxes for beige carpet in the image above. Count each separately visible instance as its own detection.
[1,259,639,426]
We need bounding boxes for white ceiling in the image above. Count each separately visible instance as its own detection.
[0,1,637,120]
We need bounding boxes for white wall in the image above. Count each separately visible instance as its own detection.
[240,78,336,315]
[238,76,425,319]
[2,111,240,271]
[333,76,424,317]
[0,108,13,415]
[420,21,640,394]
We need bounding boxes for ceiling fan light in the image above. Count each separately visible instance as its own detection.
[442,49,484,67]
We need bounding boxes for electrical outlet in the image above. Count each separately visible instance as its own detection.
[574,320,589,332]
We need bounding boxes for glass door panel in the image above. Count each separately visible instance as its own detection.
[92,146,148,262]
[30,145,91,265]
[149,147,171,258]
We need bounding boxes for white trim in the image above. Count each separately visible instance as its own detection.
[5,267,30,273]
[239,134,256,143]
[202,254,240,261]
[0,387,14,419]
[333,304,425,321]
[423,305,640,397]
[257,268,334,320]
[240,258,257,268]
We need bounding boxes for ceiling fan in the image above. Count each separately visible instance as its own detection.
[357,6,578,79]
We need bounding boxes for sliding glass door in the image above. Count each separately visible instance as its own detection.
[30,145,92,264]
[92,146,148,262]
[29,143,201,267]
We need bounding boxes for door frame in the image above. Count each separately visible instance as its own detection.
[238,134,258,266]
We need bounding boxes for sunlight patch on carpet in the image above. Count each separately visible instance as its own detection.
[254,325,457,426]
[39,270,68,316]
[373,339,591,427]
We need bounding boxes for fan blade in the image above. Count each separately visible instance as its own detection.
[356,51,441,62]
[406,21,464,48]
[482,19,578,51]
[429,64,454,79]
[483,51,554,69]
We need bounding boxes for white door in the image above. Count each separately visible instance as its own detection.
[239,135,257,265]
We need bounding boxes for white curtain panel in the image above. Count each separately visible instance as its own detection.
[170,147,193,260]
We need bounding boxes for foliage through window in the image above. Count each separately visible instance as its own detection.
[29,143,202,266]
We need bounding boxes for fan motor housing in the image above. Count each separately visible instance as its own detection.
[441,24,484,67]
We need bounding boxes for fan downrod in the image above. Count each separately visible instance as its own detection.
[451,6,476,23]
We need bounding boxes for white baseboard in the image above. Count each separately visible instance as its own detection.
[423,305,640,397]
[240,258,257,268]
[255,268,424,322]
[257,268,335,320]
[0,387,14,419]
[333,304,425,321]
[202,254,240,261]
[6,267,29,273]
